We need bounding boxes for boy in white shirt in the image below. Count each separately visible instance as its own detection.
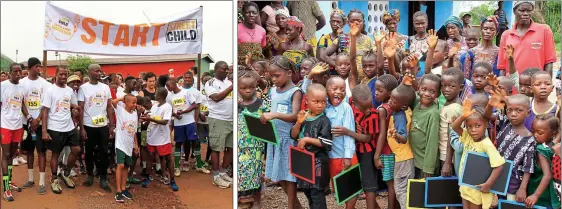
[40,66,81,195]
[1,63,29,201]
[111,94,139,203]
[140,88,179,191]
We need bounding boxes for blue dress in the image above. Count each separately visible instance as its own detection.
[265,86,301,182]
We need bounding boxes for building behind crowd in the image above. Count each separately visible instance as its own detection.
[20,54,215,77]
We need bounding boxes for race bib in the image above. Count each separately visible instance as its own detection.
[277,104,289,114]
[172,98,185,108]
[26,99,41,110]
[200,105,208,112]
[92,115,107,125]
[151,115,162,120]
[227,92,233,98]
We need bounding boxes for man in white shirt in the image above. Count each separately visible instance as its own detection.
[1,63,30,201]
[204,61,233,188]
[19,57,53,194]
[41,65,81,195]
[189,66,199,89]
[78,64,114,192]
[116,76,139,98]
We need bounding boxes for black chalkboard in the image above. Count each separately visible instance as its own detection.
[333,164,363,205]
[425,177,462,207]
[498,199,547,209]
[243,112,279,145]
[407,179,426,209]
[289,146,315,184]
[460,151,514,195]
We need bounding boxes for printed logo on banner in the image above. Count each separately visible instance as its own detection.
[45,14,80,41]
[166,19,198,43]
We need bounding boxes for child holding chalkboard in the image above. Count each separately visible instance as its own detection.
[452,99,505,209]
[527,114,561,209]
[486,92,536,202]
[237,70,270,208]
[290,83,332,209]
[261,56,303,209]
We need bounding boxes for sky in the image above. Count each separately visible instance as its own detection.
[0,1,233,66]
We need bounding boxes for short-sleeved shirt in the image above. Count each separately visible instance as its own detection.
[496,123,536,194]
[459,129,505,209]
[349,97,378,154]
[1,80,25,130]
[286,1,323,41]
[20,77,52,125]
[198,88,209,125]
[42,84,78,132]
[497,21,557,74]
[78,82,112,128]
[439,103,462,161]
[238,23,267,47]
[204,77,233,121]
[388,109,413,162]
[317,33,336,49]
[147,103,172,146]
[296,113,332,189]
[114,102,138,156]
[166,89,197,126]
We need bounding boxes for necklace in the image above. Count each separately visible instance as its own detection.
[245,26,256,40]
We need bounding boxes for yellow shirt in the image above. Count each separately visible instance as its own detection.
[439,103,461,161]
[333,34,374,82]
[459,129,505,209]
[387,108,414,162]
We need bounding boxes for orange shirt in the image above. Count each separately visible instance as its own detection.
[497,21,557,74]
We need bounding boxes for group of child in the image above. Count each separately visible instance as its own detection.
[237,5,561,209]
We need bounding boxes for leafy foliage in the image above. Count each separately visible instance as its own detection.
[66,54,94,75]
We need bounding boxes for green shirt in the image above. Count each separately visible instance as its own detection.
[528,143,561,209]
[409,96,441,174]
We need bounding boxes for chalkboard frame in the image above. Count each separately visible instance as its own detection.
[242,111,280,146]
[406,179,426,209]
[289,146,315,184]
[424,176,463,207]
[498,199,547,209]
[333,164,363,205]
[459,151,514,196]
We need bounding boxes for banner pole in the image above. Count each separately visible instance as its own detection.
[197,53,201,90]
[42,50,47,78]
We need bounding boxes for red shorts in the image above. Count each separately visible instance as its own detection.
[329,155,359,178]
[1,128,23,145]
[147,143,172,156]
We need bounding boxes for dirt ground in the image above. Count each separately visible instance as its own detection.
[261,187,389,209]
[1,144,232,209]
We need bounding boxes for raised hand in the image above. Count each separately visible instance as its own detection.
[487,72,499,86]
[309,62,330,76]
[402,73,415,86]
[488,86,503,108]
[375,30,386,44]
[448,42,462,57]
[296,110,308,124]
[349,22,361,36]
[407,55,419,69]
[245,52,252,66]
[461,99,474,118]
[427,29,438,48]
[384,33,398,59]
[504,44,514,59]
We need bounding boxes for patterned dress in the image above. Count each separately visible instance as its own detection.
[238,23,266,65]
[460,45,500,79]
[496,123,536,195]
[265,33,286,57]
[238,98,269,197]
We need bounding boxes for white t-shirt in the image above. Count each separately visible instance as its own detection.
[204,78,233,121]
[147,103,172,146]
[114,102,138,156]
[116,90,138,99]
[78,82,112,127]
[42,84,78,132]
[166,89,197,126]
[1,80,25,130]
[20,77,52,125]
[198,88,209,125]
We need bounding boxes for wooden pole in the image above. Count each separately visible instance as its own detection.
[42,50,47,78]
[197,53,202,90]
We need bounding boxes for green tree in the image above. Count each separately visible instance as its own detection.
[466,2,496,26]
[66,54,94,75]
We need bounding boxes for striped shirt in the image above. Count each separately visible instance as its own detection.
[349,97,379,153]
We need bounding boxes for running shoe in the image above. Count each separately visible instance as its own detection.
[115,193,125,203]
[59,173,75,188]
[51,178,62,194]
[12,158,19,166]
[212,175,230,189]
[21,181,35,189]
[161,175,170,185]
[196,167,211,174]
[174,168,181,177]
[170,180,179,191]
[3,190,14,201]
[79,165,86,174]
[181,164,190,172]
[38,185,46,195]
[10,183,22,192]
[221,174,233,183]
[127,177,141,184]
[17,156,27,164]
[141,178,150,188]
[69,169,78,177]
[121,190,134,200]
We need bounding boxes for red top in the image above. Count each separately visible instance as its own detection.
[553,155,561,182]
[349,97,380,153]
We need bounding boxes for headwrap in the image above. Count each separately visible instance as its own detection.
[514,1,535,10]
[275,9,289,18]
[444,16,463,30]
[286,16,305,28]
[330,9,347,22]
[382,9,400,25]
[481,15,499,30]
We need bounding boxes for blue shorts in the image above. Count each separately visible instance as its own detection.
[174,123,198,142]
